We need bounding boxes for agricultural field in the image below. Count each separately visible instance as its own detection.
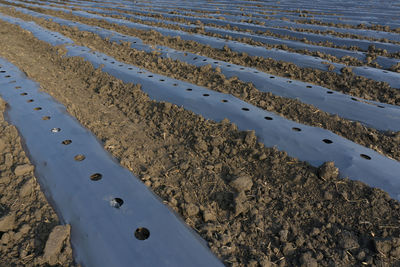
[0,0,400,266]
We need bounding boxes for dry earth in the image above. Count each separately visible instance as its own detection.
[0,1,400,267]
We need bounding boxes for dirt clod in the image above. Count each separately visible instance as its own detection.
[338,230,360,250]
[318,161,339,180]
[41,224,73,266]
[229,175,253,192]
[14,164,34,177]
[185,203,200,217]
[0,212,16,232]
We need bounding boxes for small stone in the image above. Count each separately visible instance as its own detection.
[211,147,220,157]
[211,136,224,146]
[311,227,320,236]
[279,229,289,242]
[14,164,34,177]
[339,230,359,250]
[374,238,392,255]
[300,252,318,267]
[163,102,172,113]
[221,118,230,124]
[169,197,178,207]
[318,162,339,180]
[230,176,253,192]
[203,210,216,222]
[324,191,333,200]
[394,132,400,142]
[42,225,71,266]
[260,259,273,267]
[0,213,16,232]
[356,250,366,261]
[0,139,6,152]
[195,139,208,152]
[19,224,31,235]
[244,131,256,146]
[0,232,10,244]
[20,180,33,198]
[234,192,249,216]
[185,203,199,217]
[259,153,267,160]
[340,67,353,74]
[248,260,258,267]
[4,153,13,168]
[283,242,295,256]
[142,174,151,181]
[390,243,400,258]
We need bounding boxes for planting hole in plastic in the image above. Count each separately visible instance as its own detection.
[90,173,102,181]
[110,198,124,208]
[360,154,371,160]
[74,154,86,161]
[134,227,150,240]
[62,140,72,145]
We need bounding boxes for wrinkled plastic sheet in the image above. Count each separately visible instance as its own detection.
[0,58,224,267]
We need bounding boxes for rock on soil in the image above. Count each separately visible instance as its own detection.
[14,164,34,177]
[229,175,253,192]
[41,225,73,266]
[318,161,339,180]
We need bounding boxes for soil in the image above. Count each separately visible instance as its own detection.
[1,12,400,267]
[1,2,400,267]
[0,97,75,266]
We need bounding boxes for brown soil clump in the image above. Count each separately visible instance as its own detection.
[7,3,399,106]
[2,7,399,162]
